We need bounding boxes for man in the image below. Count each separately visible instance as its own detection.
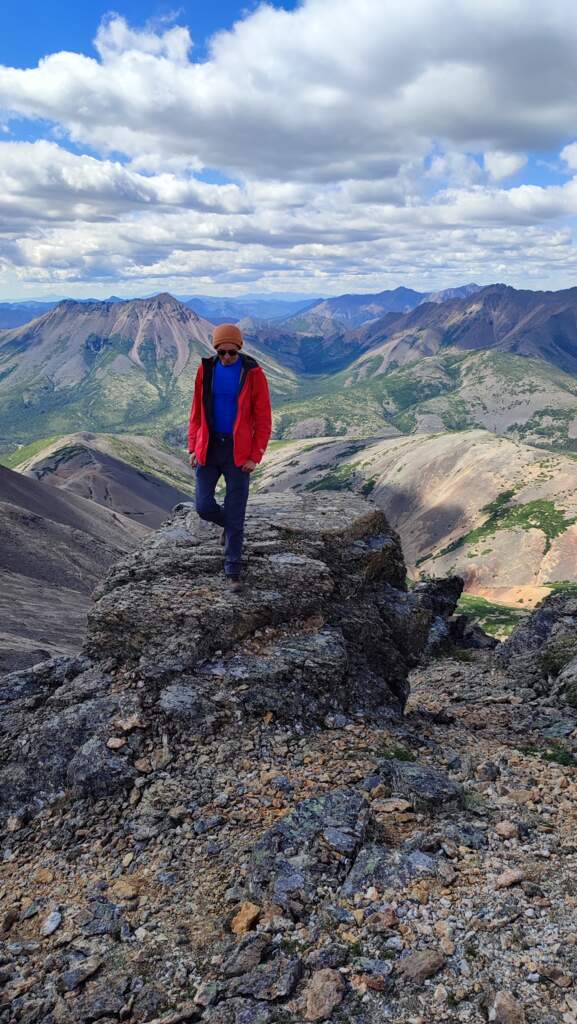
[188,323,272,593]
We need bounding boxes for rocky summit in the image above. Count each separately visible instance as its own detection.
[2,492,577,1024]
[0,492,459,818]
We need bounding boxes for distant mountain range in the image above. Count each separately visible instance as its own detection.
[3,284,577,452]
[347,283,577,376]
[182,294,320,323]
[0,300,59,329]
[0,294,318,330]
[0,283,480,331]
[242,282,577,381]
[277,283,481,330]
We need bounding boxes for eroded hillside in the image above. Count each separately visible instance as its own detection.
[256,430,577,605]
[0,465,147,673]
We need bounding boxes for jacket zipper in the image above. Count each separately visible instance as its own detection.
[233,357,252,433]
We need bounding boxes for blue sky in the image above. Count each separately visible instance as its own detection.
[1,1,299,67]
[2,0,577,299]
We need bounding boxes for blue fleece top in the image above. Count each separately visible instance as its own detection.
[212,358,242,433]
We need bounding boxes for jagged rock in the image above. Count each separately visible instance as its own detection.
[66,735,136,797]
[495,868,525,889]
[495,591,577,698]
[246,788,369,912]
[448,613,499,650]
[195,980,223,1007]
[0,654,92,707]
[0,492,461,823]
[75,984,125,1022]
[340,843,438,896]
[443,822,487,849]
[552,656,577,711]
[305,944,349,971]
[246,787,438,919]
[0,687,126,812]
[222,936,271,977]
[378,759,463,813]
[159,627,349,731]
[40,909,62,937]
[375,576,463,667]
[228,955,302,1001]
[58,956,102,992]
[487,990,527,1024]
[410,577,464,618]
[231,902,262,935]
[130,985,168,1020]
[75,900,123,938]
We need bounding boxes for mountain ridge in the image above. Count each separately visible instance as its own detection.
[0,293,298,446]
[16,431,195,526]
[346,282,577,376]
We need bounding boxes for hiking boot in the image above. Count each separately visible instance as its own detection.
[227,576,244,594]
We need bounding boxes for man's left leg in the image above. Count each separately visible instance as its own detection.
[222,456,251,579]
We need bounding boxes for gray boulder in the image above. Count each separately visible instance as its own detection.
[247,788,369,912]
[378,759,463,813]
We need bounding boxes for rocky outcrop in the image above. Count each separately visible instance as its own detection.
[0,492,462,823]
[495,590,577,704]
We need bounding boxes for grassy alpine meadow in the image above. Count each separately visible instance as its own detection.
[455,594,529,637]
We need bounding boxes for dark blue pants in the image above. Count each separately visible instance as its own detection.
[195,434,250,578]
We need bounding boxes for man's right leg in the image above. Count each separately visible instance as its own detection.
[195,457,226,528]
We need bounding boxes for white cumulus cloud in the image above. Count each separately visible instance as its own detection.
[484,150,528,181]
[1,1,577,294]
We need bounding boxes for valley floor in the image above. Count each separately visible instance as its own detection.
[2,649,577,1023]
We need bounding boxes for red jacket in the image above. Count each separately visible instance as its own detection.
[188,354,272,467]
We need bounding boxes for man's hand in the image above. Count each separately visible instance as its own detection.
[188,453,197,468]
[241,459,257,473]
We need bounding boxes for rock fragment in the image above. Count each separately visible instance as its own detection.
[34,867,55,883]
[231,901,262,935]
[305,968,345,1021]
[40,909,62,937]
[488,990,526,1024]
[230,955,302,1001]
[495,821,519,839]
[222,935,270,977]
[381,759,463,813]
[110,879,138,900]
[396,950,445,985]
[495,868,525,889]
[59,955,102,992]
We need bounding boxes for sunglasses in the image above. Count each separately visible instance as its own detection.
[217,348,239,358]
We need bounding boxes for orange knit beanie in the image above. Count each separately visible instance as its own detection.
[212,323,244,350]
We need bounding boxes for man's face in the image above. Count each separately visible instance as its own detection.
[217,346,240,364]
